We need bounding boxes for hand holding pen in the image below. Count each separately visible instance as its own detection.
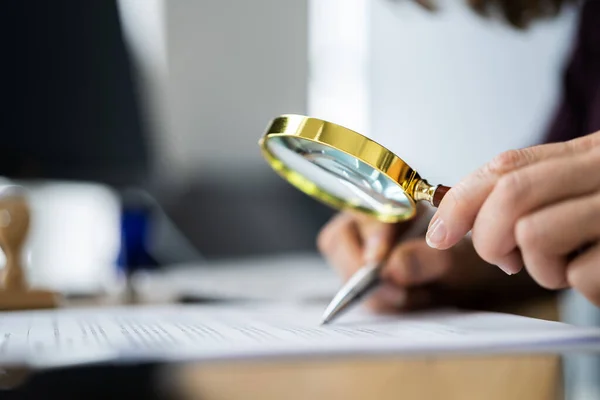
[317,209,524,323]
[257,115,580,323]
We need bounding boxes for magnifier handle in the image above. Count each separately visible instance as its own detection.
[432,185,451,208]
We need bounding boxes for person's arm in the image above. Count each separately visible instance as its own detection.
[543,0,597,145]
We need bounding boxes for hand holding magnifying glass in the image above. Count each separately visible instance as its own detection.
[258,115,452,323]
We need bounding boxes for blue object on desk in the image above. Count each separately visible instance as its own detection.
[117,204,158,276]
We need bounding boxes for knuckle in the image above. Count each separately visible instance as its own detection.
[590,145,600,163]
[386,247,403,266]
[385,249,410,284]
[471,163,495,186]
[366,220,394,240]
[495,172,523,205]
[570,132,600,153]
[515,216,540,250]
[488,149,529,174]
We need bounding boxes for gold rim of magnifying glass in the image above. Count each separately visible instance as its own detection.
[258,114,440,223]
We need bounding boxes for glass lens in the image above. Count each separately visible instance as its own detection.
[265,136,414,217]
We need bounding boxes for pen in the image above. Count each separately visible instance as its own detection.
[319,185,451,324]
[321,262,382,324]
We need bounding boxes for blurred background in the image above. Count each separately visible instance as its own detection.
[0,0,577,285]
[1,0,598,399]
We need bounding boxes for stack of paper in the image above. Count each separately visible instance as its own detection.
[2,303,600,370]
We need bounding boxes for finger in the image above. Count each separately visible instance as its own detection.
[317,213,362,280]
[366,285,433,313]
[426,135,600,250]
[366,283,407,312]
[472,149,600,273]
[567,243,600,306]
[381,238,453,287]
[399,288,434,311]
[353,213,400,263]
[516,192,600,289]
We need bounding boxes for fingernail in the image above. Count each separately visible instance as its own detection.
[497,264,514,275]
[364,234,384,263]
[426,218,446,248]
[377,285,407,308]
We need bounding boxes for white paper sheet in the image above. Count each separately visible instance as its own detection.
[131,253,341,303]
[2,303,600,369]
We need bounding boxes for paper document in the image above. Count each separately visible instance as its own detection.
[132,253,341,303]
[2,303,600,369]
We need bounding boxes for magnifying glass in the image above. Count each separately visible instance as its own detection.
[258,114,451,223]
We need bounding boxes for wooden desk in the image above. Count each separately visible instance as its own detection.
[170,298,562,400]
[172,354,559,400]
[7,294,557,399]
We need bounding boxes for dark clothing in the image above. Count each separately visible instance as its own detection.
[545,0,600,143]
